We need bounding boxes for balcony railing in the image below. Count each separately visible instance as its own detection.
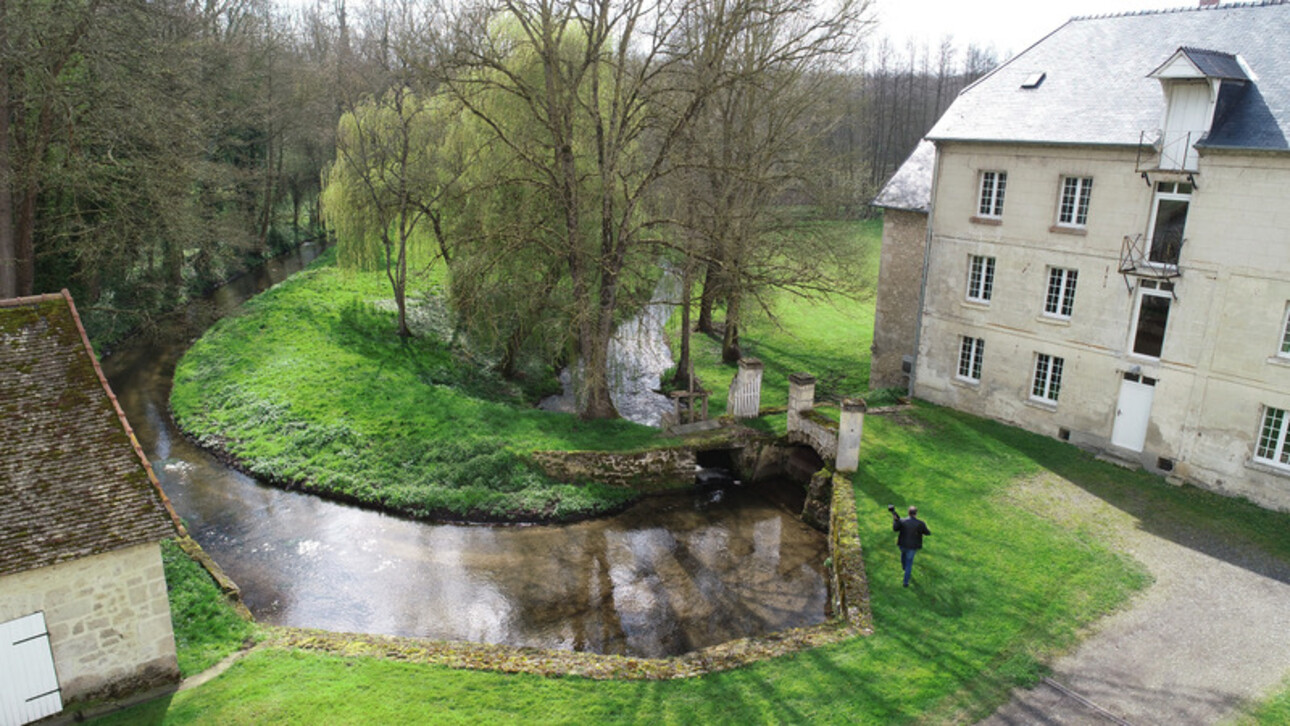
[1136,130,1199,173]
[1120,234,1182,291]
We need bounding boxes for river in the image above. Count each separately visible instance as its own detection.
[101,242,828,658]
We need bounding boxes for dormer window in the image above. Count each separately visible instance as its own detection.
[1147,47,1249,171]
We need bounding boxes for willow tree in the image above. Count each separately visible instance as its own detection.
[433,0,766,419]
[322,87,452,336]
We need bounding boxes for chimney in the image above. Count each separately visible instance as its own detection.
[1199,0,1219,7]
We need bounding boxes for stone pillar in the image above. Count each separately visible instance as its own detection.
[835,397,866,473]
[786,372,816,433]
[727,357,764,418]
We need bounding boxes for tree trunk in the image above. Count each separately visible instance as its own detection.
[0,0,12,298]
[697,260,718,333]
[163,234,183,299]
[721,289,741,363]
[672,264,693,389]
[15,184,37,296]
[0,98,14,297]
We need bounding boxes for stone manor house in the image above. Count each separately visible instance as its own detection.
[873,0,1290,511]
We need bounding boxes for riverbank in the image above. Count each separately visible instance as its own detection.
[92,403,1193,724]
[170,248,673,523]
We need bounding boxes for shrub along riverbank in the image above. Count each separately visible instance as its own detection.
[170,248,666,522]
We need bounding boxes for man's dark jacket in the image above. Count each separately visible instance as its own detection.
[894,516,930,550]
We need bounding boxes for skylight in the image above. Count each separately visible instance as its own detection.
[1022,72,1047,89]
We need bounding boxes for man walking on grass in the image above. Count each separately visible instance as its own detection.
[890,504,930,587]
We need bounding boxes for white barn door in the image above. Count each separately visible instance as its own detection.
[1112,376,1156,453]
[0,612,63,726]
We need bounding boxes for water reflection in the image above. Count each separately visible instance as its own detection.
[170,478,826,657]
[102,242,828,658]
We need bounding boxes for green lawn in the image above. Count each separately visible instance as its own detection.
[677,218,883,415]
[137,214,1290,723]
[170,249,663,522]
[97,402,1197,725]
[160,540,257,677]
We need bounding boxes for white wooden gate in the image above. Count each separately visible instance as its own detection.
[0,612,63,726]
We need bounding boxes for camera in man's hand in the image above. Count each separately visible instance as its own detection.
[887,504,896,513]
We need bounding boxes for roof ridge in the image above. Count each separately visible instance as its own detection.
[1180,46,1239,57]
[0,290,70,307]
[1071,0,1289,23]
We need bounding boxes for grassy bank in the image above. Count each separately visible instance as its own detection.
[170,249,663,522]
[97,403,1176,724]
[160,540,256,677]
[672,218,883,415]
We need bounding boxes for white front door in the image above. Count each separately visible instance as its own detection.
[1111,375,1156,452]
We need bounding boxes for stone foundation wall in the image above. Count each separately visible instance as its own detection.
[0,543,179,703]
[529,448,698,492]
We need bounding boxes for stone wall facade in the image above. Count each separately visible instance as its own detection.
[871,208,929,390]
[915,142,1290,511]
[0,543,179,703]
[529,448,698,492]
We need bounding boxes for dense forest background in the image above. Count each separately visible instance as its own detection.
[0,0,998,346]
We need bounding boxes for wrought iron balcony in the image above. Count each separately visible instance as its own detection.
[1135,130,1200,173]
[1120,233,1182,291]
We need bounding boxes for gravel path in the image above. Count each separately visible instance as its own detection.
[979,475,1290,725]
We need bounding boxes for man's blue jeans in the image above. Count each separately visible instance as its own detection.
[900,547,918,586]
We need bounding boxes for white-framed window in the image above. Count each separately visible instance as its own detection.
[1044,267,1078,318]
[1131,280,1173,359]
[967,255,996,303]
[1279,304,1290,358]
[1255,406,1290,471]
[977,171,1007,218]
[1147,181,1191,266]
[958,336,984,382]
[1057,176,1093,227]
[1031,352,1064,403]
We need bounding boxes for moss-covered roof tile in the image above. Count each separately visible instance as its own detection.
[0,291,178,577]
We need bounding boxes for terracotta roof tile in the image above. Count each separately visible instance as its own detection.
[1,291,178,577]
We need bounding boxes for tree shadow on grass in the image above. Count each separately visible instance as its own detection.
[944,408,1290,585]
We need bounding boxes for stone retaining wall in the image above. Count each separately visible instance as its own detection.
[529,447,697,492]
[827,472,873,633]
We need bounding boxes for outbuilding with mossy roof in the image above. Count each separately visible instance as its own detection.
[0,290,180,725]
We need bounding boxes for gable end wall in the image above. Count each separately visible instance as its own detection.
[0,543,179,704]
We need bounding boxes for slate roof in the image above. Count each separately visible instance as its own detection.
[1166,47,1250,81]
[0,291,178,578]
[927,1,1290,151]
[873,140,935,213]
